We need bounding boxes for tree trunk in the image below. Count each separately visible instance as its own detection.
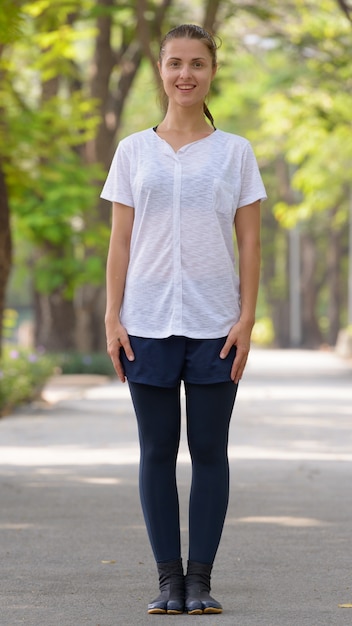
[0,42,12,356]
[34,288,76,351]
[203,0,223,31]
[0,158,12,356]
[326,209,343,345]
[260,157,293,347]
[300,232,323,347]
[32,71,73,351]
[260,223,292,347]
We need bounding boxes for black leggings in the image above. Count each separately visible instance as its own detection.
[128,381,238,565]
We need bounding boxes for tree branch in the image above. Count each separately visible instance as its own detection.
[336,0,352,23]
[136,0,160,84]
[136,0,173,84]
[202,0,223,32]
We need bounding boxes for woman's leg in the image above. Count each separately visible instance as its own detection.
[184,381,238,614]
[185,381,238,564]
[128,382,182,563]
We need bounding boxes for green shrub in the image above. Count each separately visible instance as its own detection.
[2,309,19,341]
[57,351,115,376]
[0,347,56,417]
[251,316,275,346]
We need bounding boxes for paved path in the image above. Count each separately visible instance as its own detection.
[0,349,352,626]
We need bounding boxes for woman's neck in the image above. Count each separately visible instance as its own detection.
[158,106,212,134]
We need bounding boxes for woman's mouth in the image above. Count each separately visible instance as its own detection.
[176,85,195,91]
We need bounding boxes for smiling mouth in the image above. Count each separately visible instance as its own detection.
[176,85,195,91]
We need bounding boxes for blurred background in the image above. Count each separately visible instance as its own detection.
[1,0,352,412]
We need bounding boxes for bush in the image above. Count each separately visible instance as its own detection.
[251,316,275,346]
[56,351,115,376]
[0,347,56,417]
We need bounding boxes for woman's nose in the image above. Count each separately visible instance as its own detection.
[179,64,192,78]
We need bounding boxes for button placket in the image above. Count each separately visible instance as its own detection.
[171,156,183,333]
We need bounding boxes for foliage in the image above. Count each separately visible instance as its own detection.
[2,308,18,341]
[57,351,115,376]
[1,0,105,302]
[256,2,352,227]
[251,317,275,347]
[210,0,352,345]
[1,0,352,351]
[0,346,56,416]
[11,153,107,297]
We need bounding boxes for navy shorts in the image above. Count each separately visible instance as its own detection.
[120,335,236,387]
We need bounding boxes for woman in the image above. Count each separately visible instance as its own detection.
[101,24,266,615]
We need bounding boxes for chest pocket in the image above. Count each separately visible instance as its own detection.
[212,178,238,218]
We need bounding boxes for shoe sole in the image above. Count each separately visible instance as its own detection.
[188,609,203,615]
[148,608,184,615]
[187,608,223,615]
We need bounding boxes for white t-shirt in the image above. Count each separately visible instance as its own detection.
[101,127,267,339]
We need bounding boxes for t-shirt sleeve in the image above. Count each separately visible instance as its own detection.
[100,140,134,206]
[237,141,267,208]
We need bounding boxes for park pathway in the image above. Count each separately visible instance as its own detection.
[0,349,352,626]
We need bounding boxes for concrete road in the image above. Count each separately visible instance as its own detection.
[0,349,351,626]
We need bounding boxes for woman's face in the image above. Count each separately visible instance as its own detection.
[158,38,217,110]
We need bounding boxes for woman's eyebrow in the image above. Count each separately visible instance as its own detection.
[167,56,207,61]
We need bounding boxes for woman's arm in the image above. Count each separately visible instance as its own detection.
[105,201,135,382]
[220,199,261,383]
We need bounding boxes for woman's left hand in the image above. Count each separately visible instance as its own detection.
[220,319,254,384]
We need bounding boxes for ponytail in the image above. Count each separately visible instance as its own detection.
[203,103,216,129]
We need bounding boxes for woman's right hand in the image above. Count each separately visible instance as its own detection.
[106,322,135,383]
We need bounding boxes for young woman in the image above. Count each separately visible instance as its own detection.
[102,24,266,615]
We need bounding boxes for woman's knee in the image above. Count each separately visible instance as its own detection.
[188,438,227,466]
[142,435,180,465]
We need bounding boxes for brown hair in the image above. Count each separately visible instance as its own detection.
[158,24,219,129]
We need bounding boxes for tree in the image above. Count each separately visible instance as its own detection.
[336,0,352,22]
[3,0,103,350]
[0,155,11,357]
[1,0,227,352]
[3,0,352,351]
[0,1,25,356]
[262,0,352,345]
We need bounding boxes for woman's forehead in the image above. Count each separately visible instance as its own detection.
[162,38,211,59]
